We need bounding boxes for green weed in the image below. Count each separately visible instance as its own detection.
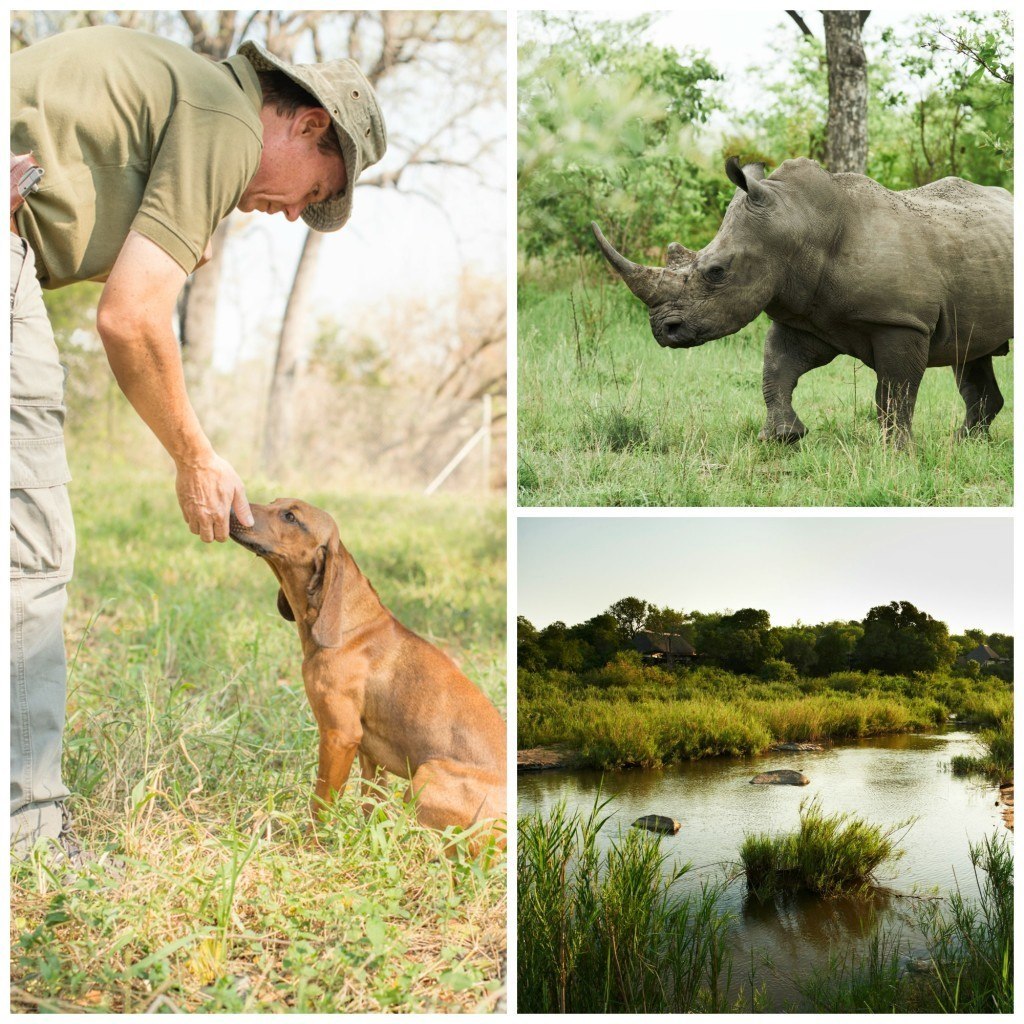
[740,798,912,899]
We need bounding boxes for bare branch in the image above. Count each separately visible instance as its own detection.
[786,10,815,37]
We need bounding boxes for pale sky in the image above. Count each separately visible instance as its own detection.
[518,516,1014,634]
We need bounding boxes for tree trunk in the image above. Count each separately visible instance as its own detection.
[823,11,869,174]
[179,217,232,418]
[261,227,325,473]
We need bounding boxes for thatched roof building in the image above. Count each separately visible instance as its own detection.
[632,631,697,664]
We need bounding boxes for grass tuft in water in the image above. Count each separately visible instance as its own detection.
[800,830,1013,1013]
[517,796,733,1013]
[740,797,912,899]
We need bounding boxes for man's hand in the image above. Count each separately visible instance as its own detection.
[175,452,252,542]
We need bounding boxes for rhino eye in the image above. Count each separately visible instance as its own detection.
[705,265,726,284]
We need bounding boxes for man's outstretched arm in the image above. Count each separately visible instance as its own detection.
[96,230,253,542]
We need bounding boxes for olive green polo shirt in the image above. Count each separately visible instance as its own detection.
[11,26,264,288]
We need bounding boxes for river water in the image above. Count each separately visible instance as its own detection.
[517,731,1007,1010]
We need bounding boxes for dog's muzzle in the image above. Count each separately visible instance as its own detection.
[228,512,270,556]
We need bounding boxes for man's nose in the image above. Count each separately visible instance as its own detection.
[283,204,303,222]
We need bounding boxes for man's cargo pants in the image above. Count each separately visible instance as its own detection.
[10,232,75,854]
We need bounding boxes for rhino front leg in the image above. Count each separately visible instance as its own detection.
[759,323,837,442]
[873,331,929,447]
[954,355,1004,439]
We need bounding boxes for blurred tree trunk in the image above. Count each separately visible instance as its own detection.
[262,229,325,470]
[179,217,232,413]
[786,10,870,174]
[175,11,248,416]
[823,11,870,173]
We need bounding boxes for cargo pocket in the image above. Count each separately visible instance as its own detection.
[10,414,75,581]
[10,483,75,581]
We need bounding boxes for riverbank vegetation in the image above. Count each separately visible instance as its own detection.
[740,799,911,899]
[950,719,1014,785]
[518,797,1013,1012]
[801,832,1013,1012]
[519,599,1013,771]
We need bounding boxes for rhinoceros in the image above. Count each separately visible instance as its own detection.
[592,157,1013,445]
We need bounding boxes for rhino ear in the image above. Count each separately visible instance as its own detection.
[726,156,768,202]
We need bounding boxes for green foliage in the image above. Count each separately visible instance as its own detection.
[518,796,733,1012]
[518,13,725,263]
[854,601,958,674]
[741,798,911,899]
[732,11,1013,187]
[518,657,1011,769]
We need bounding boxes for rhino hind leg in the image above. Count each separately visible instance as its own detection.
[759,323,836,443]
[954,355,1004,439]
[873,332,929,448]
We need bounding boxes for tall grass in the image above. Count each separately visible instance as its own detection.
[801,832,1013,1012]
[517,798,733,1013]
[950,714,1014,784]
[11,436,506,1013]
[740,798,911,899]
[519,661,1011,770]
[518,279,1013,506]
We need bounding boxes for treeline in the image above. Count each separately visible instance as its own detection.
[518,598,1013,681]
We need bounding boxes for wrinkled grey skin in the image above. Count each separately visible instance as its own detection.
[593,157,1013,445]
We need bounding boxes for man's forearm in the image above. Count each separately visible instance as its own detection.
[98,317,213,469]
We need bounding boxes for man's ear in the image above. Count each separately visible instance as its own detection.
[309,542,344,648]
[277,588,295,622]
[296,106,332,140]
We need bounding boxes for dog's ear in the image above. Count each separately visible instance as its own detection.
[309,540,344,648]
[277,588,295,621]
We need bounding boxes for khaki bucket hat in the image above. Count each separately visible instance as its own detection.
[238,40,387,232]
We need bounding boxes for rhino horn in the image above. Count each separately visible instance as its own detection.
[590,222,665,305]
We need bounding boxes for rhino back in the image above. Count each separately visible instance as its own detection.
[816,173,1012,360]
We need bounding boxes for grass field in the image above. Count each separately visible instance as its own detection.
[10,426,507,1013]
[517,276,1013,506]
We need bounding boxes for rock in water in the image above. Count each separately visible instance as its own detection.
[632,814,681,834]
[750,769,810,786]
[771,741,824,752]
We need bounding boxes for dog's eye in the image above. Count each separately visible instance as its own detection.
[282,510,298,524]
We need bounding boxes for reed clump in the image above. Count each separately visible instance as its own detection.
[518,798,733,1013]
[950,714,1013,784]
[740,798,912,899]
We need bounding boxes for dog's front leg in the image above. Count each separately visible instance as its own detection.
[312,725,362,820]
